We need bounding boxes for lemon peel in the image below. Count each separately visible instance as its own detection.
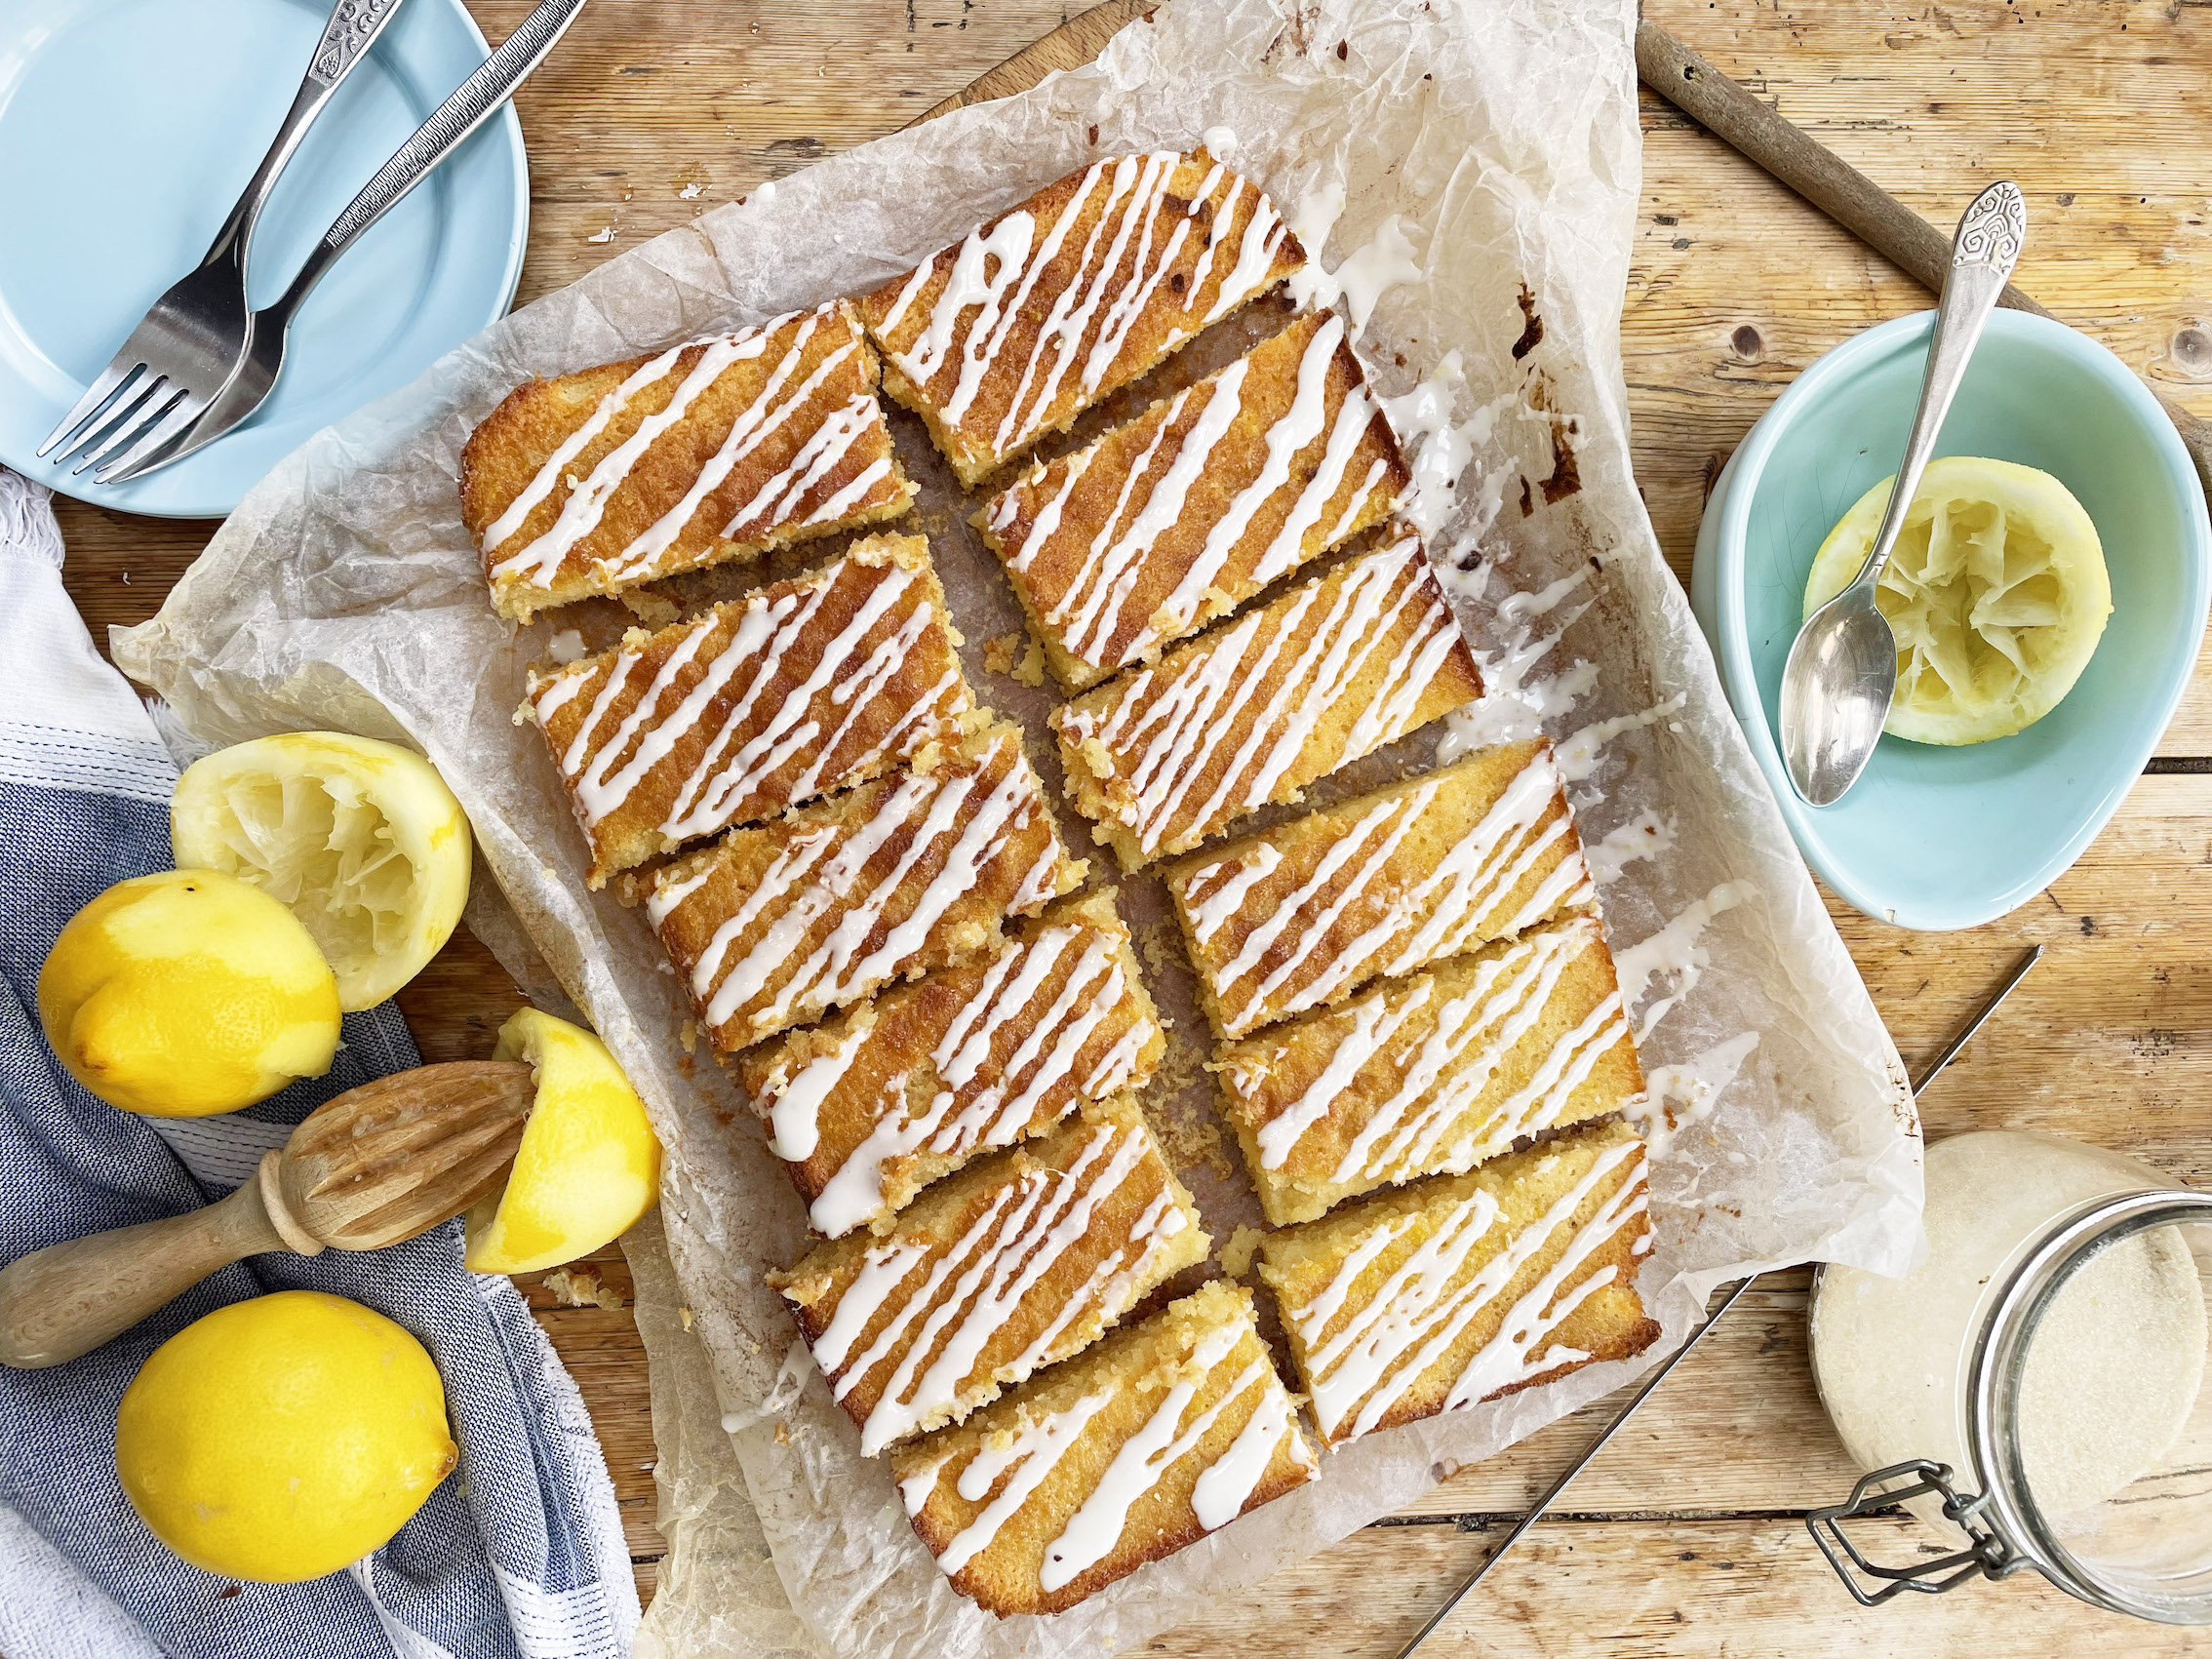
[464,1008,661,1275]
[1803,456,2111,745]
[115,1290,455,1582]
[37,868,339,1117]
[171,731,472,1011]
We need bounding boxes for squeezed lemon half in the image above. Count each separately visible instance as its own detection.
[1802,455,2112,745]
[171,732,472,1011]
[464,1007,661,1275]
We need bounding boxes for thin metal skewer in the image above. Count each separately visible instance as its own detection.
[1391,944,2043,1658]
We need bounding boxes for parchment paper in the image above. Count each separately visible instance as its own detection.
[114,0,1923,1652]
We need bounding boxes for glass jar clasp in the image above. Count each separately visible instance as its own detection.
[1807,1460,2031,1604]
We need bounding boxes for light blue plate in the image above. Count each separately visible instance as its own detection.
[1690,308,2212,930]
[0,0,526,519]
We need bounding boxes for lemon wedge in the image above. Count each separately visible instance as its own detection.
[1803,456,2112,745]
[464,1008,661,1275]
[171,731,472,1011]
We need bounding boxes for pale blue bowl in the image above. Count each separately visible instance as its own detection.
[1690,308,2211,930]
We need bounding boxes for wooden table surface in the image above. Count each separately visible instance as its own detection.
[52,1,2212,1652]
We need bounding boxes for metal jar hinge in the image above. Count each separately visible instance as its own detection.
[1806,1461,2031,1604]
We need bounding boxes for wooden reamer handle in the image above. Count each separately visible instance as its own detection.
[0,1151,320,1369]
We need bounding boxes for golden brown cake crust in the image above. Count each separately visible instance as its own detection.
[1053,530,1481,868]
[1164,738,1596,1039]
[465,301,915,620]
[983,310,1408,691]
[731,889,1165,1238]
[771,1095,1209,1455]
[1217,914,1644,1225]
[645,722,1085,1048]
[525,533,972,886]
[892,1281,1318,1616]
[1259,1120,1660,1444]
[858,151,1304,488]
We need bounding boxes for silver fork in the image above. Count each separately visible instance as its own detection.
[98,0,595,486]
[35,0,412,476]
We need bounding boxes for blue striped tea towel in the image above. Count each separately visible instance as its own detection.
[0,469,640,1659]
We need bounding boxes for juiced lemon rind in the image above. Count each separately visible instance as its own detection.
[171,731,472,1012]
[463,1007,662,1275]
[1803,456,2112,746]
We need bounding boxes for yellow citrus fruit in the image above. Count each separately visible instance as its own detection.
[171,731,472,1012]
[464,1008,661,1275]
[115,1290,456,1583]
[37,869,340,1117]
[1803,455,2112,745]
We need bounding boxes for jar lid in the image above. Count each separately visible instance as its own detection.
[1972,1188,2212,1623]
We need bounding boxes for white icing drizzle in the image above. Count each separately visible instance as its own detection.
[483,306,902,596]
[1060,533,1469,859]
[758,918,1160,1237]
[1038,1335,1260,1593]
[801,1116,1182,1454]
[533,552,968,862]
[1613,881,1753,1047]
[1243,918,1627,1191]
[1584,809,1675,886]
[1629,1030,1759,1158]
[1189,1377,1299,1530]
[655,731,1069,1041]
[1287,1132,1647,1440]
[880,154,1288,469]
[1555,693,1687,786]
[1182,744,1595,1036]
[929,1391,1115,1576]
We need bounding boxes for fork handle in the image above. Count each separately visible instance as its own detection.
[0,1152,322,1370]
[273,0,593,319]
[201,0,413,270]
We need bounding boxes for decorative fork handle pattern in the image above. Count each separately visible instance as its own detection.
[308,0,409,86]
[277,0,593,313]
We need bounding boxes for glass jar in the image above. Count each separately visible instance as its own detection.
[1807,1129,2212,1622]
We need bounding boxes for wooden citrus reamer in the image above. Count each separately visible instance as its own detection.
[0,1060,536,1368]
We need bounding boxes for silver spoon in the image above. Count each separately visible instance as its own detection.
[1778,180,2026,807]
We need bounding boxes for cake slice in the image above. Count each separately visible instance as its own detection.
[858,151,1303,487]
[1258,1120,1660,1444]
[891,1281,1318,1617]
[1164,739,1594,1039]
[732,889,1165,1238]
[1053,532,1481,868]
[526,533,973,886]
[1217,916,1642,1225]
[466,302,915,620]
[646,722,1086,1048]
[982,310,1408,690]
[772,1095,1208,1455]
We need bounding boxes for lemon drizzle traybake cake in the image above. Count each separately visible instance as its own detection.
[1164,737,1595,1039]
[645,721,1086,1048]
[1216,915,1641,1225]
[466,301,915,620]
[858,150,1304,488]
[978,309,1407,691]
[892,1281,1317,1617]
[732,889,1165,1238]
[772,1095,1208,1455]
[1053,531,1481,868]
[525,533,972,886]
[1258,1120,1660,1444]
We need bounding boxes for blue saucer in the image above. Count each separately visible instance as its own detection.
[0,0,527,519]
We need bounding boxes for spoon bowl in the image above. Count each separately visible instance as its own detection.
[1781,581,1898,806]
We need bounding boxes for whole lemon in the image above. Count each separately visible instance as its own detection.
[115,1291,457,1583]
[37,868,341,1116]
[464,1007,661,1275]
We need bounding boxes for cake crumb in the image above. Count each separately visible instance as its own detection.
[620,589,682,626]
[540,1266,628,1310]
[1221,1224,1267,1279]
